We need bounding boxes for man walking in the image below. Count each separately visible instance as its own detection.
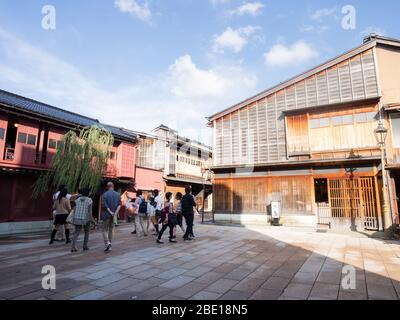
[102,182,121,252]
[182,186,197,241]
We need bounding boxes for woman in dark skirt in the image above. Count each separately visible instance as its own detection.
[174,192,185,238]
[50,189,72,244]
[157,192,177,244]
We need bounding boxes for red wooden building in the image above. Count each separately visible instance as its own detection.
[0,90,138,235]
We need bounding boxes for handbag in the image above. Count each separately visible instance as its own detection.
[66,209,75,224]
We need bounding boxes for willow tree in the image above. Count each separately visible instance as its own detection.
[33,125,114,197]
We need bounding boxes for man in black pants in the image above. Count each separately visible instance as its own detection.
[182,186,197,241]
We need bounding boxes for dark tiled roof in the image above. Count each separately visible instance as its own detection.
[0,89,135,142]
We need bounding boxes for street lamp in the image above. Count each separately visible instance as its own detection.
[374,121,392,230]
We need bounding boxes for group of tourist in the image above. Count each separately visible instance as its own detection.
[49,183,198,253]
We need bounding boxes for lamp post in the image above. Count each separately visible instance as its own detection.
[374,121,392,230]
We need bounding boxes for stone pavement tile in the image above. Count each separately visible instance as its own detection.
[292,272,318,285]
[338,290,368,300]
[93,273,129,287]
[130,286,171,300]
[192,291,222,300]
[241,261,262,271]
[117,260,147,270]
[47,293,71,300]
[184,266,214,278]
[277,296,302,300]
[224,267,253,281]
[0,283,43,299]
[298,262,324,274]
[280,283,313,300]
[101,277,142,293]
[219,290,252,300]
[261,276,291,292]
[181,259,208,270]
[393,280,400,298]
[214,263,238,274]
[273,268,299,279]
[156,259,186,270]
[365,272,394,287]
[85,268,121,280]
[206,278,239,294]
[367,283,399,300]
[316,271,342,285]
[120,264,150,276]
[158,294,185,300]
[160,276,195,290]
[195,271,225,285]
[131,268,164,280]
[0,283,23,293]
[72,289,108,300]
[63,284,97,297]
[232,276,263,293]
[250,289,281,300]
[169,282,208,299]
[14,289,54,300]
[309,283,339,300]
[248,267,275,280]
[102,290,134,300]
[156,268,188,280]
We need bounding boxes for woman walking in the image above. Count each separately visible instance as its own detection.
[71,188,94,253]
[135,190,149,237]
[157,192,177,244]
[173,192,185,239]
[50,189,72,245]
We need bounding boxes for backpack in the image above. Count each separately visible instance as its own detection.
[138,198,148,214]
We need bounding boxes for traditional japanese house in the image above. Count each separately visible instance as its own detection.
[207,35,400,231]
[133,125,213,211]
[0,90,137,235]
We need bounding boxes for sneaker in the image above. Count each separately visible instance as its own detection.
[183,237,192,241]
[157,239,164,244]
[169,239,177,243]
[71,248,78,253]
[131,231,137,234]
[104,243,112,252]
[83,247,89,251]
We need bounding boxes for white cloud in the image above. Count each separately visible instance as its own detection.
[0,27,257,144]
[212,26,261,53]
[229,2,265,16]
[311,7,337,22]
[114,0,152,24]
[168,55,256,100]
[264,41,319,67]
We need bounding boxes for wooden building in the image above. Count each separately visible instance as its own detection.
[132,125,213,211]
[207,35,400,231]
[0,90,137,235]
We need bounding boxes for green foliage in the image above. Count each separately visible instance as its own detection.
[33,125,114,197]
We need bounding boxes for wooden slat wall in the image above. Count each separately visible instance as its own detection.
[309,105,378,151]
[214,176,313,215]
[286,114,310,154]
[214,49,379,167]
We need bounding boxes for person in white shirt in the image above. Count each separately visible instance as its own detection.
[153,189,163,235]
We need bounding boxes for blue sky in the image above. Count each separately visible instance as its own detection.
[0,0,399,144]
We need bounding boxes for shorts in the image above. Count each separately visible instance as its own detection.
[54,214,69,225]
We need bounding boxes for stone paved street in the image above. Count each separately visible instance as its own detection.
[0,222,399,300]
